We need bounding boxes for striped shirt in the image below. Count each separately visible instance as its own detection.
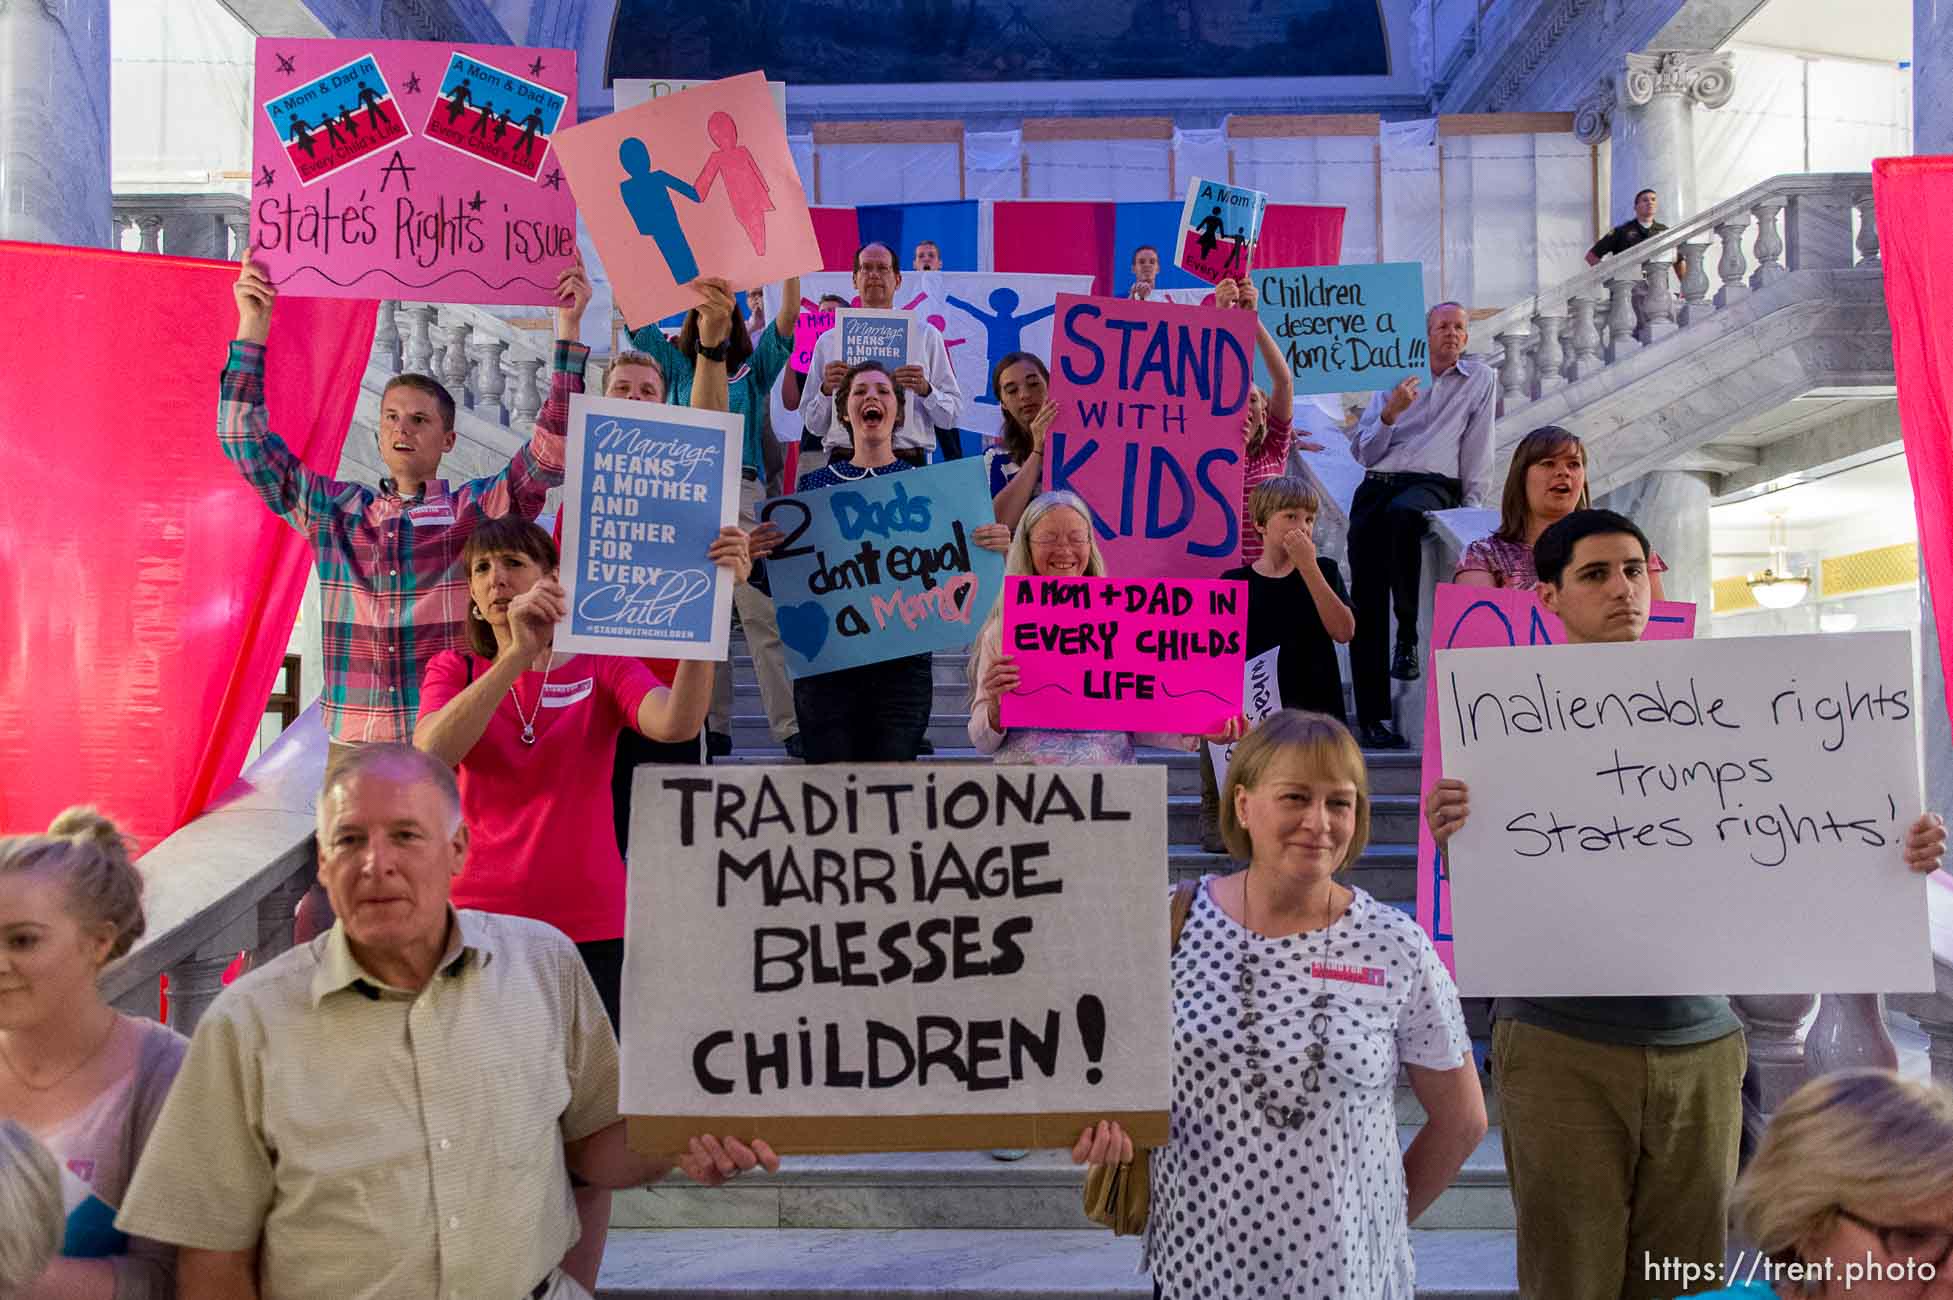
[218,340,571,742]
[1239,412,1296,566]
[116,909,621,1300]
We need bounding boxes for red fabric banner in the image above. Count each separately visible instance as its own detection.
[0,242,375,849]
[1871,156,1953,734]
[994,201,1121,295]
[1258,204,1347,270]
[810,206,863,272]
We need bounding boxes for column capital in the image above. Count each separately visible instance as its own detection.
[1623,50,1736,110]
[1573,75,1616,145]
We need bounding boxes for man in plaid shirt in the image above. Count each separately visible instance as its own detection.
[228,259,581,934]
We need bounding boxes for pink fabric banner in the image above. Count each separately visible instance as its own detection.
[999,575,1246,734]
[0,243,374,849]
[1257,204,1347,271]
[995,201,1120,295]
[1414,584,1697,973]
[809,205,862,271]
[1871,155,1953,736]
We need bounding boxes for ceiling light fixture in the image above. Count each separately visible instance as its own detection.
[1747,513,1811,609]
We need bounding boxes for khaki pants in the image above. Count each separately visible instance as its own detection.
[709,474,798,741]
[1492,1018,1746,1300]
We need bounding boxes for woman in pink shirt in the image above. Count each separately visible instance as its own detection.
[413,515,747,1291]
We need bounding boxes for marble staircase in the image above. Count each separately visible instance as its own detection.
[594,634,1520,1299]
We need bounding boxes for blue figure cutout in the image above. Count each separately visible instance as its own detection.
[945,287,1056,406]
[618,136,703,286]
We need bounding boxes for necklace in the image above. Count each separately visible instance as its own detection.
[1239,873,1340,1132]
[509,652,553,745]
[0,1012,119,1093]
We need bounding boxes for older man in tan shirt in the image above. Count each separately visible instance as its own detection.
[116,744,775,1300]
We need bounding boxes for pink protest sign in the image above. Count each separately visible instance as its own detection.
[1416,583,1697,973]
[552,72,822,329]
[792,306,837,370]
[999,575,1246,734]
[251,39,578,304]
[1043,294,1253,577]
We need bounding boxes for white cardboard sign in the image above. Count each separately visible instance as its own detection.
[1436,631,1930,996]
[1207,647,1281,790]
[621,764,1172,1152]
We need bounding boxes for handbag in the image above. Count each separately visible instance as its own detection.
[1082,879,1199,1236]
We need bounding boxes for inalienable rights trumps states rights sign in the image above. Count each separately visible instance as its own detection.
[620,765,1171,1155]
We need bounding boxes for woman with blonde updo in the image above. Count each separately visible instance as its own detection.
[1685,1069,1953,1300]
[0,808,185,1297]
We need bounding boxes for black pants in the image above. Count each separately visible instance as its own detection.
[792,654,933,763]
[1348,471,1461,725]
[611,728,703,858]
[575,938,624,1031]
[937,427,965,460]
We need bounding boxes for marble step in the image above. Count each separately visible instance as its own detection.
[613,1129,1512,1233]
[595,1227,1520,1297]
[713,735,1426,799]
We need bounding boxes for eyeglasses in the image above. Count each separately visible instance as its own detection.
[1836,1209,1953,1269]
[1029,534,1089,550]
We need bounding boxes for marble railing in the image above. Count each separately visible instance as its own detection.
[114,193,249,261]
[1474,172,1879,420]
[369,300,558,434]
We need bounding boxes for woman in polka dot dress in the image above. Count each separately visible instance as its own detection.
[1076,710,1487,1299]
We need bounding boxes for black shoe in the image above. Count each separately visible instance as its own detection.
[706,730,733,758]
[1358,721,1410,750]
[1390,644,1421,681]
[782,734,804,760]
[918,737,936,755]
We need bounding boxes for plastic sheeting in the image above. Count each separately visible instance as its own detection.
[1442,131,1593,309]
[1231,133,1382,264]
[0,243,374,847]
[1381,118,1442,304]
[815,141,964,205]
[1023,138,1175,202]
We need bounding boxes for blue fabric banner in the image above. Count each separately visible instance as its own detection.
[761,458,1003,677]
[856,200,980,272]
[1111,201,1210,296]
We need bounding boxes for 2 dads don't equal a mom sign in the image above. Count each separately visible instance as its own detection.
[555,395,741,660]
[760,458,1005,677]
[620,764,1172,1154]
[1044,294,1254,577]
[999,575,1247,735]
[251,38,578,303]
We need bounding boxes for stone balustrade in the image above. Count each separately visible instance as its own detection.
[1479,173,1879,417]
[113,193,249,261]
[370,301,553,434]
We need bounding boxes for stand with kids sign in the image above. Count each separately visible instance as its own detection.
[554,394,742,659]
[761,459,1006,676]
[1044,293,1255,577]
[1000,576,1246,735]
[250,38,578,303]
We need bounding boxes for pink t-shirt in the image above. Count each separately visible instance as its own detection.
[417,650,656,942]
[1239,411,1296,565]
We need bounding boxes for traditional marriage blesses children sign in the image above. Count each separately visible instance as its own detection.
[1044,293,1254,576]
[251,38,578,303]
[1174,177,1267,286]
[1253,262,1427,397]
[620,764,1172,1154]
[1000,576,1246,735]
[1437,630,1931,997]
[761,458,1004,677]
[555,395,741,659]
[1415,583,1695,975]
[553,71,822,329]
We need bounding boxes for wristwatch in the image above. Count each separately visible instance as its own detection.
[696,338,730,363]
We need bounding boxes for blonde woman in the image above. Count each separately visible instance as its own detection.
[1,809,185,1298]
[1684,1069,1953,1300]
[0,1119,64,1294]
[1075,711,1485,1298]
[969,490,1243,764]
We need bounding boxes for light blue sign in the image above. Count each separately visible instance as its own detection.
[838,310,911,372]
[760,458,1004,677]
[1252,262,1428,396]
[557,396,740,661]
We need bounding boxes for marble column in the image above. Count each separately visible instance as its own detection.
[1596,470,1714,623]
[1920,0,1953,819]
[1576,52,1735,227]
[0,0,112,247]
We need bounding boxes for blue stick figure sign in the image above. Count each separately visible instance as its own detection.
[555,395,742,660]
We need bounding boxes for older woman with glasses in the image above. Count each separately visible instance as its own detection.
[1074,711,1486,1299]
[1684,1069,1953,1300]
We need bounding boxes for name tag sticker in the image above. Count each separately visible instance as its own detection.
[541,678,594,708]
[406,504,456,526]
[1311,961,1388,988]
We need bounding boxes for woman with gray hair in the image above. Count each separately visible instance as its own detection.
[1684,1069,1953,1299]
[0,808,185,1298]
[0,1120,63,1294]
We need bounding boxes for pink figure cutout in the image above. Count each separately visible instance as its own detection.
[694,111,774,256]
[900,291,928,311]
